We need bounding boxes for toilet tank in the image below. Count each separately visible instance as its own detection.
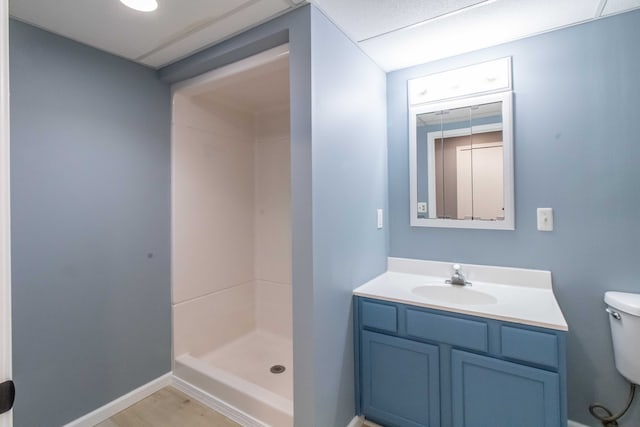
[604,291,640,385]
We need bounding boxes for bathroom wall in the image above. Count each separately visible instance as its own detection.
[9,19,171,427]
[309,7,388,426]
[172,94,257,357]
[387,9,640,426]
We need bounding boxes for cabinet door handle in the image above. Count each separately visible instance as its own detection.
[606,307,622,320]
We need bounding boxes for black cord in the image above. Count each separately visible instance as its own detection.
[589,382,636,427]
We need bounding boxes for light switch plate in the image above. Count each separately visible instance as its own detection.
[377,209,383,229]
[537,208,553,231]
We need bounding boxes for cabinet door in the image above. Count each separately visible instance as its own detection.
[451,350,560,427]
[361,331,440,427]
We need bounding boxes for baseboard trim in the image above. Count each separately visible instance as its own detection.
[63,372,173,427]
[347,416,383,427]
[568,420,591,427]
[171,375,268,427]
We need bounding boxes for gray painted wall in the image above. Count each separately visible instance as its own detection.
[388,10,640,426]
[310,7,388,426]
[10,20,171,427]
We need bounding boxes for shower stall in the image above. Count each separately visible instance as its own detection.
[171,46,292,427]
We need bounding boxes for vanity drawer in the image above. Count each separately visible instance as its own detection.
[361,300,397,333]
[500,326,559,369]
[406,309,488,352]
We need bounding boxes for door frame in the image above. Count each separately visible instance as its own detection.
[0,0,12,424]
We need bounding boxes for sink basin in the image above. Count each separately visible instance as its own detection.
[412,284,498,305]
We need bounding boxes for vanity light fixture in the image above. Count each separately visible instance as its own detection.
[119,0,158,12]
[408,57,511,105]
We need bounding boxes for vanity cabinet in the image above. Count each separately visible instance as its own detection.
[361,331,440,427]
[451,350,560,427]
[354,297,567,427]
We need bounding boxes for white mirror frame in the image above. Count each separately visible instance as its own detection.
[409,91,514,230]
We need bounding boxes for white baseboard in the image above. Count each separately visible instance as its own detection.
[568,420,591,427]
[171,375,267,427]
[347,416,383,427]
[63,372,172,427]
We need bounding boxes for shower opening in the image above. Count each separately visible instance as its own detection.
[171,45,293,427]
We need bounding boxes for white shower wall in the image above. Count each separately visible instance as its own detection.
[254,106,292,339]
[172,93,291,359]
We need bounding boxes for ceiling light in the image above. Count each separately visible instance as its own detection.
[119,0,158,12]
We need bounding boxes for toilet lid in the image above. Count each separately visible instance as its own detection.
[605,291,640,316]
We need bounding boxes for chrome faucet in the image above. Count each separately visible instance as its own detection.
[446,264,471,286]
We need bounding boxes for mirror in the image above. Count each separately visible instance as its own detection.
[409,91,514,229]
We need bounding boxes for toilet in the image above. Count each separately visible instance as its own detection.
[604,291,640,384]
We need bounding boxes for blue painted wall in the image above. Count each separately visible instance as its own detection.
[9,20,171,427]
[310,7,388,426]
[388,10,640,425]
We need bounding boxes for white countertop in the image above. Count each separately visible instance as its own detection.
[353,258,568,331]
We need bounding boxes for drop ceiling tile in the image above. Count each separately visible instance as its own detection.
[602,0,640,15]
[9,0,296,68]
[9,0,261,60]
[360,0,601,71]
[10,0,639,72]
[312,0,488,41]
[139,0,290,67]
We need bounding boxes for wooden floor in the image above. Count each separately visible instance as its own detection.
[95,387,241,427]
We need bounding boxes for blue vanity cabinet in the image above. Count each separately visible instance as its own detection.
[451,350,560,427]
[354,296,567,427]
[361,331,440,427]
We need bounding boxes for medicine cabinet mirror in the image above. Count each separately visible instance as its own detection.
[408,59,514,230]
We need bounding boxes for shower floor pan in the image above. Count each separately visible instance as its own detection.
[174,330,293,427]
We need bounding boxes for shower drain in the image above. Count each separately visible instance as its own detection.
[270,364,286,374]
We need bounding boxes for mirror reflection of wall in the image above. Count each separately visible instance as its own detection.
[416,102,504,221]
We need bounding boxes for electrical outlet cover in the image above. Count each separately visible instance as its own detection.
[537,208,553,231]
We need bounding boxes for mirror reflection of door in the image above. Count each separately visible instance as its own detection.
[426,101,504,221]
[456,141,503,220]
[435,131,504,220]
[410,86,513,229]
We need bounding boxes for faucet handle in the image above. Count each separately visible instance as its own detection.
[452,263,461,272]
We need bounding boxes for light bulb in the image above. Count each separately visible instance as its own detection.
[119,0,158,12]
